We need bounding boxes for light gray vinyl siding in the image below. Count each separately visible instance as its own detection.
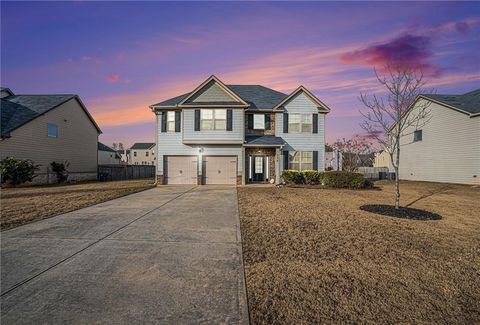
[276,92,326,171]
[187,82,238,103]
[156,114,243,176]
[399,100,480,185]
[0,98,98,175]
[182,109,244,143]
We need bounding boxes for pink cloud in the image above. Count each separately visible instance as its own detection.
[106,74,119,82]
[340,34,440,76]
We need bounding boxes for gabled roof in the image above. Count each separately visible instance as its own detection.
[420,89,480,116]
[150,77,329,113]
[1,87,14,96]
[1,93,101,137]
[130,142,155,150]
[178,75,249,107]
[245,135,285,147]
[273,86,331,112]
[98,142,117,152]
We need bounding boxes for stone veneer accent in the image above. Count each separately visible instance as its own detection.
[245,113,275,136]
[156,174,164,185]
[245,147,276,183]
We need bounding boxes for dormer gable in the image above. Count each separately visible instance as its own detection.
[273,86,330,113]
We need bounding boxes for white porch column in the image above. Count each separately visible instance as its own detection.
[275,148,281,184]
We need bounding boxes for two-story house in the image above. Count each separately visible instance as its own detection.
[150,75,330,185]
[130,142,156,165]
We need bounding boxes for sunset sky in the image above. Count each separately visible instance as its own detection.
[1,1,479,147]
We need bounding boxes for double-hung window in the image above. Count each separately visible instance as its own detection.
[201,109,226,130]
[253,114,265,130]
[167,111,175,132]
[47,123,58,138]
[288,114,312,133]
[289,151,313,171]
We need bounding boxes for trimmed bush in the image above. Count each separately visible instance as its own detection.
[303,170,322,185]
[281,170,305,184]
[321,171,372,189]
[50,161,70,183]
[1,157,39,186]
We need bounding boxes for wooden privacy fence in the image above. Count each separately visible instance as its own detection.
[98,165,155,181]
[356,167,395,180]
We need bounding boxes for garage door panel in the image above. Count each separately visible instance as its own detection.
[166,156,198,184]
[203,156,237,185]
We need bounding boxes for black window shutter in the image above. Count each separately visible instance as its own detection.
[194,110,200,131]
[283,150,289,170]
[313,151,318,170]
[283,113,289,133]
[265,114,271,130]
[161,112,167,133]
[175,111,181,132]
[226,109,233,131]
[312,114,318,134]
[247,114,253,129]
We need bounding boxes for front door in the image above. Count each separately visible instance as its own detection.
[253,156,265,182]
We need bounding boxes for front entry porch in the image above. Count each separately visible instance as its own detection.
[245,147,278,184]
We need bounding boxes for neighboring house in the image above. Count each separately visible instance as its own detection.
[397,89,480,185]
[117,149,131,164]
[325,149,342,171]
[98,142,121,165]
[374,150,394,172]
[0,87,101,184]
[130,143,156,165]
[150,75,330,185]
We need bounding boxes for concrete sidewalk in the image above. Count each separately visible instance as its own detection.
[1,185,249,324]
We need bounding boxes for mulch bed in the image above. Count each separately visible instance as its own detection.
[360,204,442,220]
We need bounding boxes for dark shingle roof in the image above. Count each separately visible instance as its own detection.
[1,95,78,137]
[245,135,285,146]
[422,89,480,115]
[130,142,155,150]
[98,142,117,152]
[152,85,288,110]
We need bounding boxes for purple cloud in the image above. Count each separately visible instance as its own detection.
[340,34,440,75]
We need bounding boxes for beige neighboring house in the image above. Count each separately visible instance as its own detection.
[0,87,101,184]
[130,143,156,165]
[98,142,121,165]
[374,150,394,172]
[397,89,479,185]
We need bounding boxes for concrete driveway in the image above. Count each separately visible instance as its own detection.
[1,186,249,324]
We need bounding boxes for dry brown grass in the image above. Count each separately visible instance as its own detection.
[238,181,480,324]
[1,179,155,230]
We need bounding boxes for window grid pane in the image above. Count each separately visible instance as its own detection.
[253,114,265,129]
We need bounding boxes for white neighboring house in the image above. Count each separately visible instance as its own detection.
[374,150,394,172]
[130,143,156,165]
[397,89,479,185]
[325,149,342,171]
[98,142,121,165]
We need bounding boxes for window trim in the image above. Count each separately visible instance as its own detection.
[200,109,227,131]
[47,123,58,138]
[289,151,313,171]
[288,113,312,133]
[253,114,265,130]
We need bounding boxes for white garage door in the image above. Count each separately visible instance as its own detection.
[165,156,198,184]
[203,156,237,185]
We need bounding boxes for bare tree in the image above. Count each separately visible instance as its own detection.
[112,143,118,150]
[359,64,433,209]
[332,135,375,172]
[118,142,124,150]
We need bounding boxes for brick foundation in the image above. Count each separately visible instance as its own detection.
[156,174,164,185]
[237,175,243,185]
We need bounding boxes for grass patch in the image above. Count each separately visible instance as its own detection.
[238,180,480,324]
[1,179,155,230]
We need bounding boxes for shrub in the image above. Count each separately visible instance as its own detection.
[50,161,69,183]
[281,170,305,184]
[321,171,372,189]
[0,157,39,186]
[303,170,322,185]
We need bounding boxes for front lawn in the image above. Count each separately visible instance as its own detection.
[1,179,155,230]
[238,181,480,324]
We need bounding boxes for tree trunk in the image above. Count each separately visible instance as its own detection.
[395,145,401,209]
